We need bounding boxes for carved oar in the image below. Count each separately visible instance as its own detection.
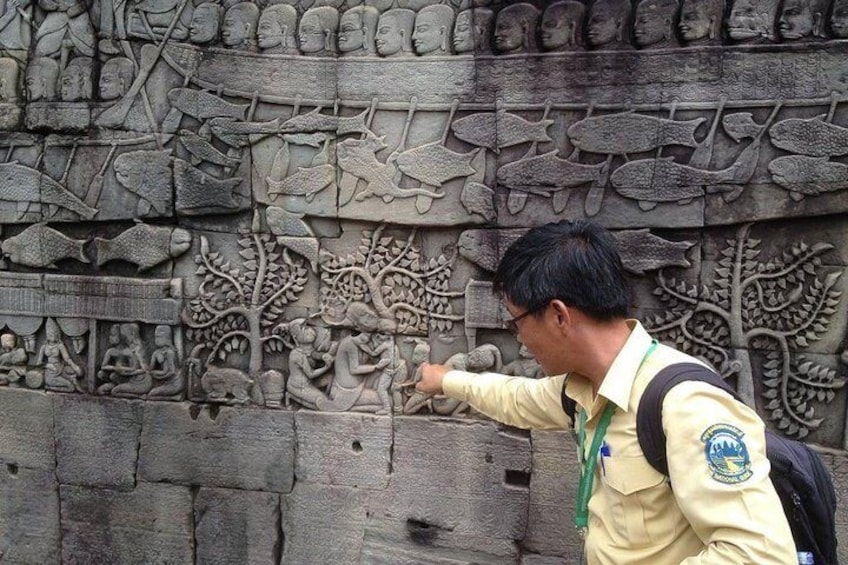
[84,142,118,207]
[268,98,301,187]
[338,97,378,206]
[383,96,417,201]
[826,91,840,123]
[506,99,553,215]
[689,95,726,170]
[415,98,459,214]
[581,102,609,217]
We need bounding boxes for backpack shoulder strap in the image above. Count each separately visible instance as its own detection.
[561,379,577,425]
[637,362,739,476]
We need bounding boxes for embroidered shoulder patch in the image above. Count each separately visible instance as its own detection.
[701,423,752,484]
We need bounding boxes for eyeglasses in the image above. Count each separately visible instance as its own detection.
[504,302,548,334]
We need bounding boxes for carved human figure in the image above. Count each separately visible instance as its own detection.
[25,56,59,101]
[375,8,415,58]
[148,325,183,398]
[502,344,543,379]
[0,333,27,385]
[678,0,724,44]
[222,2,259,51]
[831,0,848,38]
[337,5,378,56]
[586,0,632,49]
[110,323,152,396]
[494,2,539,54]
[285,318,333,409]
[452,7,493,54]
[412,4,454,56]
[127,0,192,42]
[34,318,83,392]
[360,327,406,415]
[98,56,134,101]
[59,56,93,101]
[540,1,585,51]
[726,0,780,42]
[298,5,339,56]
[34,0,95,69]
[0,0,31,56]
[0,58,19,103]
[189,2,222,45]
[777,0,828,40]
[633,0,679,48]
[97,323,130,394]
[257,4,298,54]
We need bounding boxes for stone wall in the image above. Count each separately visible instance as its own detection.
[2,0,848,561]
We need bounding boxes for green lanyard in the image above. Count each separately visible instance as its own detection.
[574,340,658,533]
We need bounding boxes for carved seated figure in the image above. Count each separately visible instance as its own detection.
[97,323,130,394]
[726,0,780,42]
[832,0,848,38]
[777,0,828,40]
[0,333,28,385]
[678,0,725,45]
[540,1,586,52]
[413,4,454,56]
[453,7,493,55]
[257,4,298,54]
[285,318,333,409]
[25,57,59,101]
[222,2,259,51]
[633,0,679,48]
[127,0,192,41]
[494,2,539,54]
[338,5,379,56]
[59,56,94,102]
[376,8,415,58]
[148,325,183,398]
[298,5,339,57]
[109,323,152,397]
[586,0,632,49]
[31,318,84,392]
[189,2,222,45]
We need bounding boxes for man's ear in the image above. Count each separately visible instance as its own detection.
[549,299,572,330]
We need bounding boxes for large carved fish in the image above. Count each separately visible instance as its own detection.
[266,207,315,237]
[95,223,192,271]
[768,116,848,157]
[276,236,319,273]
[451,112,553,151]
[208,117,282,147]
[266,164,334,202]
[1,223,89,268]
[113,150,173,216]
[0,162,98,220]
[179,130,242,168]
[611,157,743,207]
[768,155,848,200]
[174,159,242,215]
[167,88,249,121]
[278,107,371,136]
[567,113,706,154]
[496,151,607,190]
[395,143,479,186]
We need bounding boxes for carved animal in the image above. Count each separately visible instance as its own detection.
[496,151,607,190]
[278,107,371,136]
[179,130,242,168]
[167,88,249,121]
[276,236,319,273]
[200,366,254,403]
[113,150,173,216]
[451,112,553,151]
[173,159,242,215]
[458,229,523,272]
[768,155,848,200]
[460,181,496,221]
[769,116,848,157]
[209,117,282,147]
[722,112,762,142]
[266,207,315,237]
[567,113,706,154]
[95,223,192,271]
[395,143,479,186]
[0,162,98,220]
[1,223,89,268]
[266,164,334,202]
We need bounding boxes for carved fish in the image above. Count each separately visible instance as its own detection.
[395,143,479,186]
[768,155,848,200]
[95,223,192,271]
[722,113,761,142]
[451,112,553,151]
[611,157,743,207]
[567,113,706,154]
[458,229,523,272]
[276,236,319,273]
[179,130,242,168]
[0,162,98,220]
[282,133,329,147]
[459,181,496,222]
[496,151,607,190]
[167,88,249,121]
[769,116,848,157]
[278,107,371,136]
[1,223,89,268]
[266,207,315,237]
[266,164,334,202]
[174,159,242,215]
[113,150,173,216]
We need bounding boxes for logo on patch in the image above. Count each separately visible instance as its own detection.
[701,423,752,484]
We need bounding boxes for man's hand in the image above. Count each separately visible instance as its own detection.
[415,363,450,395]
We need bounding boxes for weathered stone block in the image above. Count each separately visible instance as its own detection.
[520,554,570,565]
[295,410,391,488]
[60,482,192,565]
[0,465,60,564]
[195,487,281,565]
[821,451,848,565]
[138,402,295,492]
[54,394,143,489]
[0,388,55,471]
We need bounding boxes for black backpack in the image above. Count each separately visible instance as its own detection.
[562,363,839,564]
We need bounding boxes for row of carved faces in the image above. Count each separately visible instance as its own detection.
[6,56,124,103]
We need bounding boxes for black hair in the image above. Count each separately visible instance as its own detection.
[492,220,629,321]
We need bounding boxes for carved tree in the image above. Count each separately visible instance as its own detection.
[645,223,845,438]
[184,233,309,376]
[319,226,464,334]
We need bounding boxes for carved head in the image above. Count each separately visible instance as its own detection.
[467,344,498,372]
[453,8,494,54]
[410,338,431,365]
[99,57,135,101]
[298,6,339,55]
[222,2,259,48]
[778,0,828,39]
[726,0,780,42]
[633,0,679,47]
[0,58,19,103]
[345,301,381,333]
[120,323,141,347]
[108,324,121,345]
[190,2,223,44]
[376,8,415,57]
[60,57,94,102]
[678,0,724,43]
[541,1,585,51]
[413,4,455,55]
[154,325,172,347]
[587,0,632,48]
[831,0,848,37]
[258,4,298,52]
[26,58,59,102]
[338,5,379,55]
[494,2,540,54]
[289,318,317,346]
[45,318,61,343]
[1,333,15,350]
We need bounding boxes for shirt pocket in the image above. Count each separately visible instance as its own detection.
[599,454,677,547]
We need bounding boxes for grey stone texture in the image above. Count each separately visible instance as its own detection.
[0,388,55,471]
[0,465,61,564]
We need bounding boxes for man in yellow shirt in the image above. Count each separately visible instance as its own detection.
[416,220,797,564]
